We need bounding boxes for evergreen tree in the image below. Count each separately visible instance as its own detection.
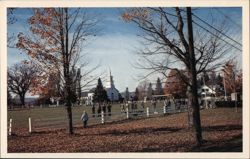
[93,78,108,103]
[155,77,163,95]
[134,87,139,101]
[216,73,223,87]
[125,87,129,101]
[147,82,153,100]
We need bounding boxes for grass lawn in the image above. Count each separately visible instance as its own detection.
[8,107,242,152]
[7,101,169,130]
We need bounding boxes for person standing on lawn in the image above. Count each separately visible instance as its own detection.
[97,103,101,117]
[92,104,96,117]
[152,98,157,112]
[81,110,89,128]
[107,102,112,116]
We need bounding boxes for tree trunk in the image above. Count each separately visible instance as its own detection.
[66,93,73,135]
[65,76,73,134]
[188,72,202,145]
[187,7,202,145]
[20,94,25,107]
[187,86,194,127]
[64,8,74,135]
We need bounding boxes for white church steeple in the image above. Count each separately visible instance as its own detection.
[105,68,119,101]
[106,68,115,88]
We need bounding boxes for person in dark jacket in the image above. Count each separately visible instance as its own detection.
[92,104,95,117]
[107,102,112,116]
[80,110,89,128]
[97,103,101,117]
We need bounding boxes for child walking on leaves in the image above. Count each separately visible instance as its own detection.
[81,110,89,128]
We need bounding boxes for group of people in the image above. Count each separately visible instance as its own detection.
[80,99,173,128]
[91,102,112,117]
[120,100,140,113]
[119,98,172,113]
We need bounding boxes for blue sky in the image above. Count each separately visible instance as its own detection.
[7,7,242,93]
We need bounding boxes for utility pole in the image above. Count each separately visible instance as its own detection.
[186,7,202,145]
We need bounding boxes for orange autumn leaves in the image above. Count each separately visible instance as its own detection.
[16,8,65,96]
[16,8,63,66]
[222,60,242,94]
[164,69,187,98]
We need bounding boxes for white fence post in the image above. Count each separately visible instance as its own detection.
[126,107,129,119]
[163,105,166,114]
[101,111,104,124]
[29,117,32,133]
[8,118,12,136]
[146,107,149,117]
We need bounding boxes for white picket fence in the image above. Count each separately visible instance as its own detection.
[8,103,188,135]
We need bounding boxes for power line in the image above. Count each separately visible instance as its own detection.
[191,13,242,47]
[154,8,242,52]
[192,20,242,52]
[213,8,242,29]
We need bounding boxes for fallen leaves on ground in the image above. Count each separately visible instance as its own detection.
[8,108,242,152]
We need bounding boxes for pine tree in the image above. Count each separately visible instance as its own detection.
[147,82,153,100]
[216,73,223,86]
[125,87,129,101]
[155,77,163,95]
[134,87,139,101]
[93,78,108,103]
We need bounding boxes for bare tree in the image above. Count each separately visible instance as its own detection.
[8,62,39,107]
[122,7,235,145]
[137,79,150,100]
[16,8,100,134]
[7,8,17,48]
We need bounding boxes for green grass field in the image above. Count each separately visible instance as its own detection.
[8,101,171,131]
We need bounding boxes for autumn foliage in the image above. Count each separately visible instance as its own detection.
[222,60,242,95]
[16,8,99,134]
[16,9,64,68]
[164,69,188,98]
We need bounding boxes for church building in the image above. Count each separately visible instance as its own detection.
[105,70,120,102]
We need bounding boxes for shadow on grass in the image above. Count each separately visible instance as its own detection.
[85,124,242,137]
[202,124,242,132]
[101,126,182,136]
[192,134,242,152]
